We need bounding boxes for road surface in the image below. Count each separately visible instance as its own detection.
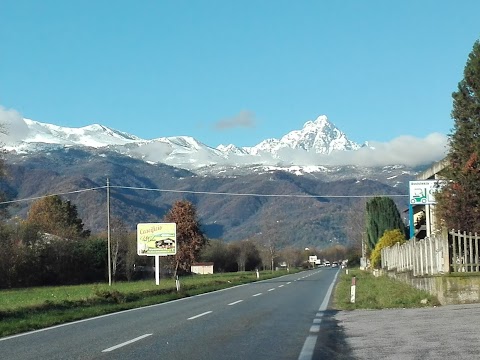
[0,268,339,360]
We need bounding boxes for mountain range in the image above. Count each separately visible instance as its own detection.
[0,115,431,248]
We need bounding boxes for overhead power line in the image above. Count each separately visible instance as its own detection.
[0,184,409,206]
[0,186,107,206]
[111,185,409,199]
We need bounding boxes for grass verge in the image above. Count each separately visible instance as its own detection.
[0,270,297,338]
[333,268,441,310]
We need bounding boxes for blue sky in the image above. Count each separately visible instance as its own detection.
[1,0,479,148]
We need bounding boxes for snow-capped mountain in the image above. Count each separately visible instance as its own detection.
[243,115,360,155]
[2,115,366,171]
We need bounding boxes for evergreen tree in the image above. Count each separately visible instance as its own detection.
[436,40,480,232]
[164,200,207,277]
[365,197,406,251]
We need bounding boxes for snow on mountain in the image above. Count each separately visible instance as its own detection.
[245,115,360,156]
[6,115,360,170]
[0,114,442,173]
[4,119,141,151]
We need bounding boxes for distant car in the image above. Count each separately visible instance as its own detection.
[331,262,339,268]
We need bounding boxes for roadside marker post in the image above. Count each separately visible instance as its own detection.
[350,276,356,303]
[176,276,180,291]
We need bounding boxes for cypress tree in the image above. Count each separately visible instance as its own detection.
[436,40,480,232]
[365,197,406,251]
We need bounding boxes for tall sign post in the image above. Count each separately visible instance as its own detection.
[137,222,177,285]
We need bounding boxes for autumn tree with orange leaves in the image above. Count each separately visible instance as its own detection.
[164,200,207,277]
[436,40,480,232]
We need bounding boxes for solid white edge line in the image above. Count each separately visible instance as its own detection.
[298,269,340,360]
[309,325,320,333]
[298,335,318,360]
[228,300,243,306]
[187,311,212,320]
[319,269,340,311]
[102,333,152,352]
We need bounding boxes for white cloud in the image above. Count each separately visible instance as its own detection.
[272,133,449,167]
[0,106,30,144]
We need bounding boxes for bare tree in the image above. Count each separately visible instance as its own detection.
[110,217,130,281]
[164,200,207,277]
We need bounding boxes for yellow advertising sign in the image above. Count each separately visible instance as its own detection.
[137,223,177,256]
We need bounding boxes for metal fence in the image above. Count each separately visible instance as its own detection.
[450,230,480,272]
[380,229,480,276]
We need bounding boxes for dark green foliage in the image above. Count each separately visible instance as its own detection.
[437,40,480,232]
[365,197,406,250]
[0,224,108,288]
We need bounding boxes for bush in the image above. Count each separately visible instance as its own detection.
[370,229,406,268]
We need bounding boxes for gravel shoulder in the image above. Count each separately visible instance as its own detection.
[333,303,480,359]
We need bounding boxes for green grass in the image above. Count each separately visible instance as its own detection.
[0,270,297,337]
[333,268,441,310]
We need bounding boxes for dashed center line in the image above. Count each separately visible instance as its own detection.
[278,285,284,288]
[188,311,212,320]
[268,288,275,292]
[252,293,262,297]
[228,300,243,306]
[102,333,152,352]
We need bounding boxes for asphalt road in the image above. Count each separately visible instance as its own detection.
[0,268,340,360]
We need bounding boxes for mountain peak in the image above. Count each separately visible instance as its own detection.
[250,114,360,156]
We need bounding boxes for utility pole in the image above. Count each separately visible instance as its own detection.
[107,178,112,286]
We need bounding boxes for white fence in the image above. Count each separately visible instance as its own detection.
[381,230,480,275]
[381,232,448,276]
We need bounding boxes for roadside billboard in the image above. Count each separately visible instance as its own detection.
[137,222,177,256]
[409,180,447,205]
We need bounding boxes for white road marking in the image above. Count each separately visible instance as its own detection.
[309,325,320,333]
[228,300,243,306]
[298,335,317,360]
[102,333,152,352]
[278,285,284,288]
[268,288,275,292]
[287,282,292,284]
[188,311,212,320]
[298,270,341,360]
[252,293,262,297]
